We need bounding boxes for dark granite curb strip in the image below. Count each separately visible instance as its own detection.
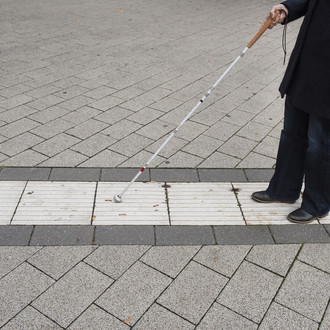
[0,225,329,246]
[0,167,275,182]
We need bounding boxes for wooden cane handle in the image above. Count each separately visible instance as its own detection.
[247,11,279,48]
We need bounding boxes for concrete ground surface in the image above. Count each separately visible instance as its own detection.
[1,0,330,329]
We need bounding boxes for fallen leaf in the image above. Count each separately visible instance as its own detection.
[123,317,132,323]
[118,9,124,12]
[151,181,156,183]
[105,199,112,202]
[119,213,127,216]
[92,216,96,221]
[153,204,159,207]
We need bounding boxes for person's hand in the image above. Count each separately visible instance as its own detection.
[267,4,288,29]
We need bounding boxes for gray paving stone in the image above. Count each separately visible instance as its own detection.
[275,260,330,322]
[97,261,171,326]
[156,226,215,245]
[32,262,113,328]
[78,149,127,167]
[68,304,129,330]
[101,119,142,140]
[61,106,102,125]
[194,245,251,278]
[66,119,108,139]
[237,121,272,142]
[30,118,74,139]
[254,136,280,159]
[161,151,203,168]
[90,95,124,111]
[0,262,54,327]
[133,303,194,330]
[0,105,38,123]
[245,169,275,182]
[54,85,90,100]
[28,246,96,280]
[198,169,247,182]
[136,120,175,141]
[85,245,150,279]
[214,226,275,245]
[0,226,34,246]
[39,149,88,167]
[28,106,69,124]
[128,107,163,125]
[94,225,155,245]
[204,121,240,142]
[0,132,44,157]
[1,306,62,330]
[218,261,282,323]
[30,225,94,246]
[70,133,117,157]
[321,304,330,330]
[33,133,81,157]
[150,168,198,182]
[113,86,145,100]
[58,95,94,111]
[49,167,101,181]
[0,94,34,110]
[237,152,276,169]
[25,85,62,99]
[298,243,330,273]
[0,246,41,279]
[101,168,150,182]
[158,261,227,324]
[150,97,182,112]
[0,167,50,180]
[199,152,240,168]
[246,244,300,276]
[221,109,255,127]
[141,246,200,278]
[196,303,258,330]
[270,225,330,244]
[27,95,65,110]
[146,136,188,158]
[219,135,258,159]
[175,121,208,141]
[119,150,165,168]
[94,106,134,125]
[109,133,153,157]
[182,135,221,158]
[259,302,319,330]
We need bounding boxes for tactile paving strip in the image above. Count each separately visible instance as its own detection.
[168,183,244,225]
[12,182,96,225]
[0,181,26,225]
[93,182,169,225]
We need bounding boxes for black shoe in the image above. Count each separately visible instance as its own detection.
[252,191,295,204]
[288,208,329,224]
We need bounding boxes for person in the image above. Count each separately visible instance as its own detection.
[252,0,330,223]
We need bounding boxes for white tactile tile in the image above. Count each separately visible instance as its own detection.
[168,183,244,225]
[0,181,26,225]
[93,182,169,225]
[234,183,306,225]
[319,214,330,225]
[12,182,96,225]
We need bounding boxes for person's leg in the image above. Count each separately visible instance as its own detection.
[265,97,309,200]
[300,114,330,216]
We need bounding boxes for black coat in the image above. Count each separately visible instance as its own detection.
[279,0,330,119]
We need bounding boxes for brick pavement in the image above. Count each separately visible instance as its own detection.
[0,0,302,169]
[0,244,329,329]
